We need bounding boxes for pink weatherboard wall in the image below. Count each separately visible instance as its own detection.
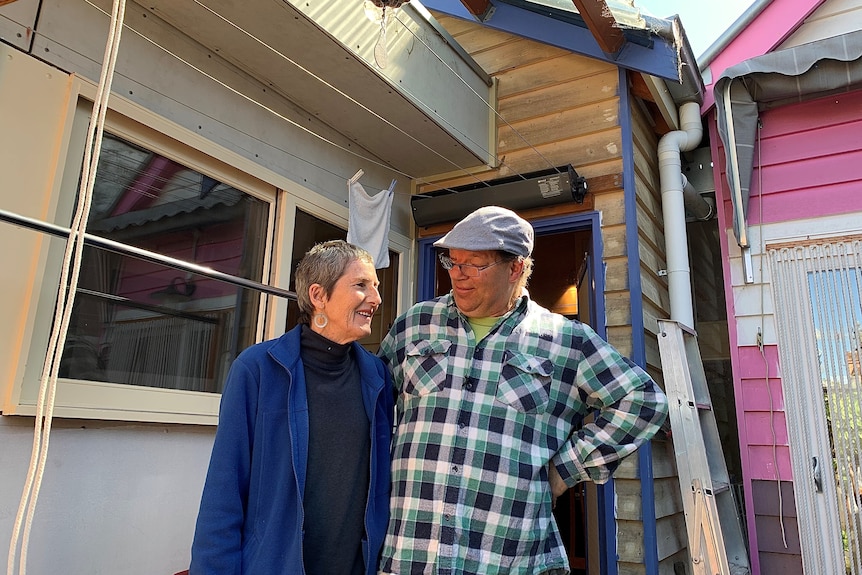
[710,86,862,574]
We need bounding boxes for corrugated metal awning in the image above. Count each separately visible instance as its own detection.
[714,29,862,248]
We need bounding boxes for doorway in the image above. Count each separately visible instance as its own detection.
[417,212,604,574]
[768,238,862,575]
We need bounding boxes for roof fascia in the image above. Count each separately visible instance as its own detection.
[570,0,625,56]
[420,0,681,81]
[701,0,827,110]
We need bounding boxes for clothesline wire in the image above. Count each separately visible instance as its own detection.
[77,0,560,196]
[190,0,497,191]
[80,0,491,196]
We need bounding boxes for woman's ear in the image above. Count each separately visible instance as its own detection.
[308,283,327,309]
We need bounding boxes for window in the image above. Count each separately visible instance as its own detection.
[61,133,270,395]
[5,98,278,423]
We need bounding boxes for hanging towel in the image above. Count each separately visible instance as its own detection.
[347,169,395,268]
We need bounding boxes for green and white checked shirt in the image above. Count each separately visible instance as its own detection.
[377,294,668,575]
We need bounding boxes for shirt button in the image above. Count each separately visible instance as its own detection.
[444,514,451,521]
[452,465,459,473]
[464,378,474,390]
[458,421,466,429]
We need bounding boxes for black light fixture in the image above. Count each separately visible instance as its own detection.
[411,164,588,227]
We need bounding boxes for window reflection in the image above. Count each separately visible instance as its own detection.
[59,134,269,393]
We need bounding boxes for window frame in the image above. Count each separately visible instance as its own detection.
[3,76,415,425]
[6,80,279,425]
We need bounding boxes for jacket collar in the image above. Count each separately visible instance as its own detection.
[268,324,385,394]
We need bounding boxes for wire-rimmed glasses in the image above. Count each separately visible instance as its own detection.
[438,254,505,277]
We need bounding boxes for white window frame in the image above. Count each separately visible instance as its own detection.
[4,78,279,425]
[3,73,416,425]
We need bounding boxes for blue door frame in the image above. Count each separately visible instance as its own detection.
[416,210,618,574]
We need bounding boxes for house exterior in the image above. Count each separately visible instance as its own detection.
[699,0,862,573]
[1,0,707,573]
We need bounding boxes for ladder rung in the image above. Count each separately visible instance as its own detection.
[706,482,730,495]
[658,320,751,575]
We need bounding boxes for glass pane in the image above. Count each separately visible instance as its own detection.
[59,134,270,393]
[808,266,862,574]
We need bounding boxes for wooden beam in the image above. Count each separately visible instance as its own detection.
[570,0,625,56]
[458,0,494,21]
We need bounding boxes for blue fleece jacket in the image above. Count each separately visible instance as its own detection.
[189,325,393,575]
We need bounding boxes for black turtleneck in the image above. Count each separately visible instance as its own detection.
[300,324,370,575]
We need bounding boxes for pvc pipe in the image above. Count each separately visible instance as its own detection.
[682,174,714,221]
[658,101,703,329]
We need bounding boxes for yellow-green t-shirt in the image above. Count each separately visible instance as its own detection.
[467,316,499,342]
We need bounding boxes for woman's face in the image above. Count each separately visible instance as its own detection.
[311,258,381,344]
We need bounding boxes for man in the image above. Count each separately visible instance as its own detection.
[378,206,668,575]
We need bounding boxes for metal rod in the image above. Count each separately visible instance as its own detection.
[76,288,220,324]
[0,208,297,301]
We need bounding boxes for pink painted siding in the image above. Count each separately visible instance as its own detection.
[747,445,793,480]
[738,344,792,481]
[736,345,781,379]
[717,90,862,228]
[701,0,825,110]
[710,82,862,575]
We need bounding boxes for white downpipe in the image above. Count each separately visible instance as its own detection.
[658,102,703,329]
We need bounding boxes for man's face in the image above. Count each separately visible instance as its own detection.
[445,249,521,318]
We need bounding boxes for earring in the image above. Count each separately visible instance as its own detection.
[313,313,328,329]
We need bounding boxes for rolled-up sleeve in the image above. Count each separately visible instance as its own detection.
[552,328,668,486]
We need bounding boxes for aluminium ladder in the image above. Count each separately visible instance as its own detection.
[657,320,751,575]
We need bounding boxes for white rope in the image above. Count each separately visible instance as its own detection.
[6,2,127,574]
[755,122,788,549]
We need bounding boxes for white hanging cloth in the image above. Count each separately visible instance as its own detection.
[347,169,395,269]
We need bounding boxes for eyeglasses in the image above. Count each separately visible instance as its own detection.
[438,254,506,277]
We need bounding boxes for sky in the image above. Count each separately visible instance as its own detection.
[634,0,758,59]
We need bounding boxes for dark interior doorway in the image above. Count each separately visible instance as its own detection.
[424,220,596,575]
[284,209,399,353]
[531,228,593,575]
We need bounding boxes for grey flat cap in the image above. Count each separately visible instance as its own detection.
[434,206,534,257]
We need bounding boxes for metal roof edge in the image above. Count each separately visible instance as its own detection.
[420,0,682,81]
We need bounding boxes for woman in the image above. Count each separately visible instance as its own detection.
[190,240,393,575]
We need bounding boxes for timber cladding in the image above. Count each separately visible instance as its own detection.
[423,13,681,572]
[425,14,629,338]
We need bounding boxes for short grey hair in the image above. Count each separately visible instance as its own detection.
[505,253,534,307]
[294,240,374,324]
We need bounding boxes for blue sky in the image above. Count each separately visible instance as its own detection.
[635,0,757,58]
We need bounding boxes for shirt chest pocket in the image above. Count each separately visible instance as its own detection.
[495,352,553,414]
[403,339,451,397]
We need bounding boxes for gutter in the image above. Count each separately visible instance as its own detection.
[643,15,704,98]
[698,0,774,70]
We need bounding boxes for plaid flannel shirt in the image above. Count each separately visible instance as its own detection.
[377,294,668,575]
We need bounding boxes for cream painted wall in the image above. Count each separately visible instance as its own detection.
[0,416,213,574]
[725,212,862,346]
[780,0,862,49]
[0,1,426,571]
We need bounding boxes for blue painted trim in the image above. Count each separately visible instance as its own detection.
[419,0,680,81]
[618,67,659,575]
[417,236,439,302]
